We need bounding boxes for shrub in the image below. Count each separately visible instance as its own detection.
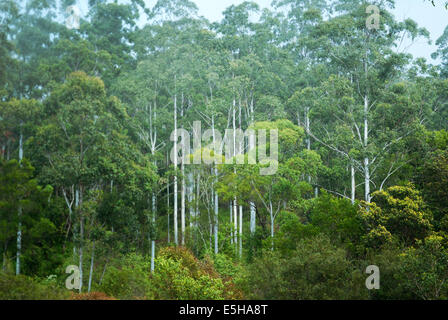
[0,272,69,300]
[99,253,152,300]
[245,235,368,300]
[150,247,241,300]
[70,292,116,300]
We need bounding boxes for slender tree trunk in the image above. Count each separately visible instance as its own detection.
[2,243,8,272]
[269,201,274,251]
[151,192,156,273]
[214,188,219,255]
[212,116,219,255]
[181,93,186,246]
[364,94,370,203]
[149,102,158,272]
[188,171,194,243]
[78,187,84,293]
[305,107,311,151]
[16,126,23,275]
[195,172,200,248]
[239,205,243,258]
[233,198,238,251]
[351,164,356,204]
[229,201,233,245]
[167,151,170,243]
[232,99,238,250]
[181,161,186,246]
[364,48,371,204]
[99,256,109,286]
[195,173,200,226]
[250,202,256,235]
[305,107,312,185]
[173,92,178,245]
[88,241,95,293]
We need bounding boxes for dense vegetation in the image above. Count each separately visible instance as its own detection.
[1,0,448,300]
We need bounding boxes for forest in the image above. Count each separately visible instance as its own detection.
[1,0,448,300]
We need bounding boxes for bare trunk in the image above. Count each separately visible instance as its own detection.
[305,107,311,184]
[167,151,170,243]
[229,201,233,245]
[16,127,23,275]
[173,92,178,245]
[233,198,238,250]
[239,205,243,258]
[212,117,219,254]
[351,164,356,204]
[250,202,256,235]
[151,192,156,273]
[364,95,370,203]
[269,201,274,251]
[181,161,185,246]
[78,187,84,293]
[88,241,95,293]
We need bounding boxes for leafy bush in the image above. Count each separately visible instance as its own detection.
[396,235,448,299]
[362,184,433,246]
[0,272,69,300]
[70,292,116,300]
[99,253,152,300]
[245,235,368,300]
[150,247,241,300]
[99,248,242,300]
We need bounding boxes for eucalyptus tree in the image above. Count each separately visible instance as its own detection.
[33,72,156,290]
[0,98,42,274]
[0,0,18,97]
[433,24,448,79]
[309,0,429,202]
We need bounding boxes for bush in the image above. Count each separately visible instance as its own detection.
[99,248,242,300]
[0,272,69,300]
[70,292,116,300]
[99,253,152,300]
[245,235,368,300]
[150,247,241,300]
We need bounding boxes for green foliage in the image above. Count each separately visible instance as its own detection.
[1,0,447,301]
[99,253,152,300]
[100,248,241,300]
[362,184,433,246]
[308,193,364,252]
[245,235,368,300]
[0,272,69,300]
[150,247,240,300]
[397,235,448,300]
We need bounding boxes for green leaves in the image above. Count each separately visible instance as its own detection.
[361,184,433,247]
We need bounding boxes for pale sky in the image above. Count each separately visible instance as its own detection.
[190,0,448,63]
[77,0,448,62]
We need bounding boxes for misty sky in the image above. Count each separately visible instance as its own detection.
[75,0,448,62]
[190,0,448,63]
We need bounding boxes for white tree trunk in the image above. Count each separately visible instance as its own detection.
[269,200,274,251]
[173,93,178,245]
[167,158,170,243]
[88,241,95,293]
[212,117,219,254]
[188,172,194,230]
[250,202,256,235]
[239,205,243,258]
[151,192,156,273]
[233,198,238,250]
[229,201,233,245]
[364,94,370,203]
[16,127,23,275]
[78,187,84,293]
[351,164,356,204]
[181,160,186,246]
